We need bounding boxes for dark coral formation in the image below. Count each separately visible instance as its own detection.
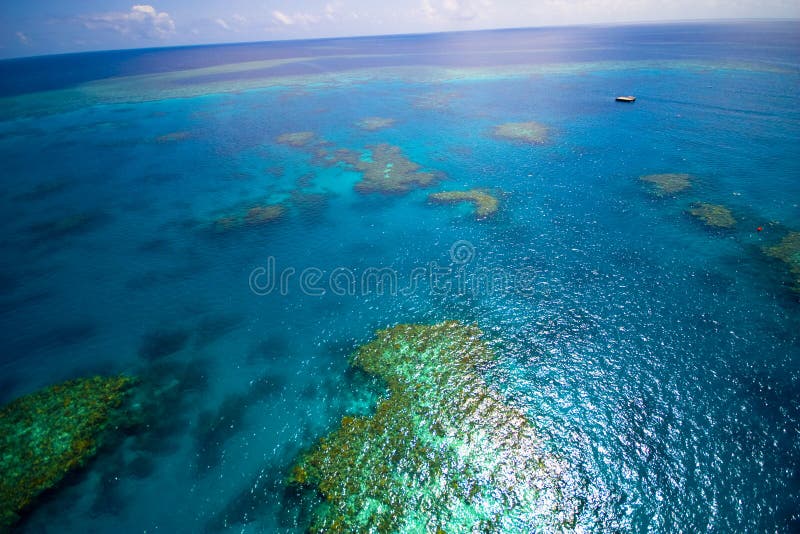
[428,189,500,219]
[355,117,396,131]
[289,321,583,532]
[138,328,190,361]
[639,173,692,196]
[155,131,191,143]
[213,203,286,232]
[193,312,244,348]
[276,131,317,147]
[244,205,286,225]
[764,232,800,292]
[193,373,285,475]
[492,121,549,144]
[688,202,736,228]
[15,179,72,202]
[27,211,110,245]
[0,376,133,530]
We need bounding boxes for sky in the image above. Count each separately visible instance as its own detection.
[1,0,798,59]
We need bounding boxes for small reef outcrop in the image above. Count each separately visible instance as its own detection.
[289,321,583,533]
[764,232,800,293]
[355,117,396,131]
[688,202,736,228]
[276,131,317,148]
[639,173,692,196]
[413,91,461,110]
[155,131,191,143]
[492,121,549,144]
[213,203,286,232]
[0,376,133,530]
[428,189,500,219]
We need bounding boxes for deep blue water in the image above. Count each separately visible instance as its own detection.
[1,21,799,532]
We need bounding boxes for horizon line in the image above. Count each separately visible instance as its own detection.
[3,17,798,62]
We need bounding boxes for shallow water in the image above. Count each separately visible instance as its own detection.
[1,21,799,532]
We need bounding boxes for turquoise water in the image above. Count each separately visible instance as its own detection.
[1,22,799,532]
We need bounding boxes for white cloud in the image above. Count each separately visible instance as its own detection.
[325,1,344,21]
[272,10,294,25]
[212,13,248,32]
[422,0,437,19]
[271,10,320,26]
[16,31,31,45]
[81,4,175,39]
[421,0,492,22]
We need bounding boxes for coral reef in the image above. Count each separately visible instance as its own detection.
[428,189,500,219]
[289,321,583,533]
[125,359,209,456]
[290,190,330,218]
[413,91,461,110]
[248,334,291,364]
[27,211,110,245]
[244,205,286,225]
[155,131,191,143]
[355,117,396,131]
[138,328,190,361]
[764,232,800,292]
[17,322,97,355]
[213,203,286,232]
[193,312,244,348]
[266,166,285,177]
[332,144,443,194]
[275,132,442,196]
[15,179,72,202]
[274,130,444,197]
[276,131,316,147]
[492,121,548,144]
[639,173,692,196]
[0,376,133,530]
[193,373,285,475]
[688,202,736,228]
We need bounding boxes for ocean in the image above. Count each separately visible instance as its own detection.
[0,20,798,532]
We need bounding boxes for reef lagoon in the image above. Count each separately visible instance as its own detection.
[1,21,799,532]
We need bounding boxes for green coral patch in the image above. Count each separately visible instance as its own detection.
[290,321,582,533]
[640,173,692,196]
[764,232,800,292]
[428,189,500,219]
[688,202,736,228]
[0,376,133,530]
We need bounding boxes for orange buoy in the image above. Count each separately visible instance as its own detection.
[757,227,763,232]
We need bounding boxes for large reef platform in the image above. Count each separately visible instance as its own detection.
[0,376,133,530]
[289,321,583,533]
